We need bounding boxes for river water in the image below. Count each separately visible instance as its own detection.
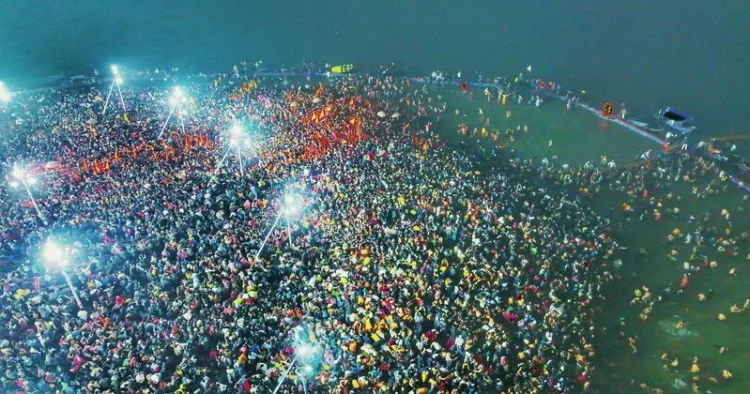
[436,87,750,393]
[1,1,749,133]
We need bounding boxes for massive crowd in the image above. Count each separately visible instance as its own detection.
[2,67,732,394]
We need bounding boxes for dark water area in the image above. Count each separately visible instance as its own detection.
[1,1,748,131]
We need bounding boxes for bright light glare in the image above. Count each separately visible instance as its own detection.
[11,166,35,184]
[173,86,184,98]
[230,124,242,137]
[0,81,11,103]
[298,344,314,358]
[304,365,313,373]
[115,76,124,85]
[111,64,119,75]
[43,240,65,265]
[11,166,24,180]
[283,194,301,216]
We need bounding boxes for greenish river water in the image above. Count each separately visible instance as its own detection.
[434,88,750,393]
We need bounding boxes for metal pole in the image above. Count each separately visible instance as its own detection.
[215,146,233,175]
[23,181,46,224]
[300,373,308,394]
[272,357,298,394]
[116,83,126,111]
[61,270,83,309]
[158,104,176,139]
[102,80,116,115]
[236,147,244,177]
[286,215,293,248]
[180,113,186,134]
[255,211,282,260]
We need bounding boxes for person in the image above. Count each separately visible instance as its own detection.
[0,63,701,394]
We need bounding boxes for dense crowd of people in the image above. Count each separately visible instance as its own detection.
[1,67,740,394]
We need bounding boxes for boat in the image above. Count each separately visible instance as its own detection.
[330,64,354,74]
[627,119,651,129]
[654,107,696,135]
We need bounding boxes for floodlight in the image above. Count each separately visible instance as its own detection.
[102,66,126,114]
[283,194,301,216]
[41,239,82,308]
[0,81,11,103]
[298,344,314,358]
[11,166,23,180]
[43,240,63,264]
[230,124,242,137]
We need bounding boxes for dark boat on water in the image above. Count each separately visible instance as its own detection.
[655,107,696,135]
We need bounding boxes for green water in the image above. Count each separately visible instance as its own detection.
[437,88,656,164]
[2,2,749,135]
[435,89,750,393]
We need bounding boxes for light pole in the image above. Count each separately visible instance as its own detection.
[214,124,258,177]
[230,124,245,177]
[102,65,126,115]
[282,194,301,248]
[255,210,283,261]
[9,166,47,225]
[297,366,311,394]
[255,194,302,260]
[158,86,188,139]
[43,240,84,309]
[272,344,317,394]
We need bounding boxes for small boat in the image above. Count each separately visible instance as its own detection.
[655,107,696,135]
[330,64,354,74]
[627,119,651,129]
